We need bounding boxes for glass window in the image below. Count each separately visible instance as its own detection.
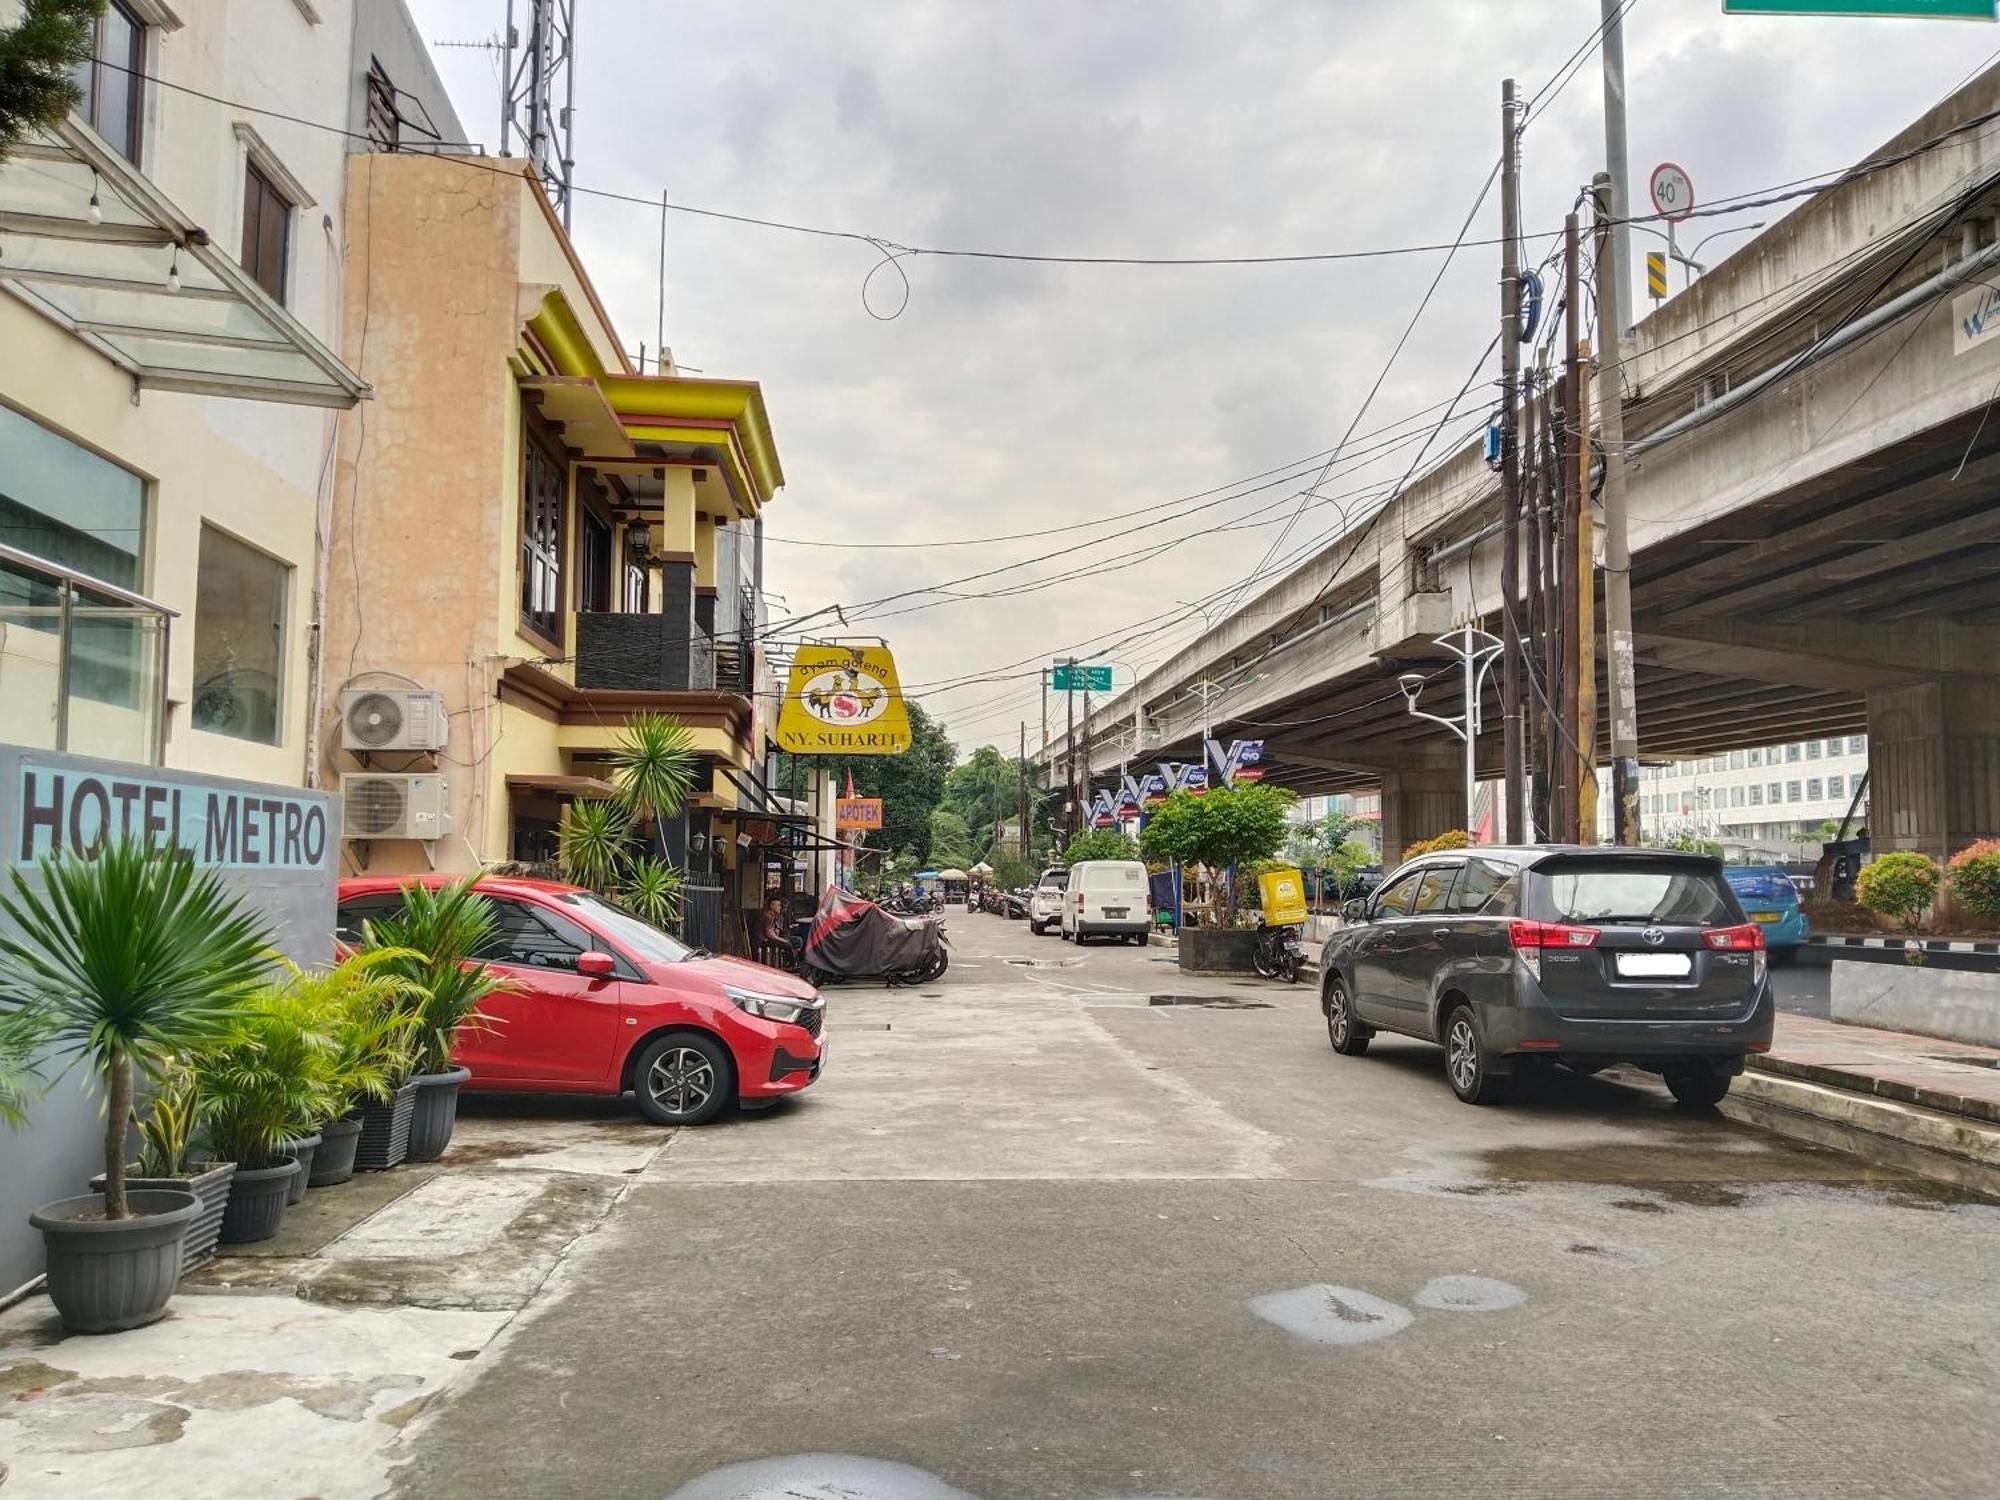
[71,1,143,163]
[1806,740,1822,760]
[1750,784,1763,806]
[1729,750,1745,770]
[1848,735,1865,754]
[239,160,292,305]
[0,403,145,588]
[1371,870,1425,917]
[552,890,693,964]
[1787,781,1802,803]
[1828,775,1844,799]
[578,509,612,613]
[520,416,565,643]
[1786,743,1802,762]
[1732,785,1745,808]
[1748,747,1763,766]
[1452,859,1517,915]
[192,526,288,744]
[1409,864,1459,915]
[476,899,586,970]
[1768,782,1782,804]
[1538,860,1734,925]
[334,892,406,945]
[1807,778,1823,800]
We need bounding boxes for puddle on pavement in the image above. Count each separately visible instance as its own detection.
[661,1453,980,1499]
[1148,994,1273,1010]
[1412,1274,1528,1312]
[1479,1140,1998,1210]
[1001,956,1083,969]
[1248,1284,1415,1347]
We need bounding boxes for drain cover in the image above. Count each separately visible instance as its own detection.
[1148,994,1274,1010]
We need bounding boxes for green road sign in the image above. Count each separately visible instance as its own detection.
[1052,663,1113,692]
[1723,0,1993,17]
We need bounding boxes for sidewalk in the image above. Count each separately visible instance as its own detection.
[1753,1012,2000,1124]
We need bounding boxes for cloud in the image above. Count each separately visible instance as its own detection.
[408,0,1983,747]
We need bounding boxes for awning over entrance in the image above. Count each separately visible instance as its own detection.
[0,121,369,408]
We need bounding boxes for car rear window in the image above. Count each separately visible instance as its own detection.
[1536,860,1737,926]
[335,892,406,944]
[1726,869,1800,906]
[1039,870,1069,890]
[1085,863,1147,889]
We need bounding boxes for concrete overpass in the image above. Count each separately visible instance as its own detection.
[1044,71,2000,864]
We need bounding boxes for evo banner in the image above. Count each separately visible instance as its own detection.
[1088,738,1263,827]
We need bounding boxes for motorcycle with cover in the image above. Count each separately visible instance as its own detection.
[802,887,950,986]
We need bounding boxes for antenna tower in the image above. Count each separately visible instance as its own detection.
[502,0,577,228]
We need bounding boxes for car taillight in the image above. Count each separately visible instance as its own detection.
[1508,919,1598,979]
[1705,922,1767,983]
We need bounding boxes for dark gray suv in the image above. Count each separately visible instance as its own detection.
[1319,846,1774,1107]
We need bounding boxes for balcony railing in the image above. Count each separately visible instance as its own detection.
[0,544,173,764]
[573,611,717,693]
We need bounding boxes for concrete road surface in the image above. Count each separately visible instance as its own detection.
[394,911,1999,1500]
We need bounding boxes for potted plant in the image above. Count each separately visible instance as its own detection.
[302,952,420,1188]
[88,1060,236,1273]
[361,878,505,1164]
[190,975,338,1244]
[0,842,271,1332]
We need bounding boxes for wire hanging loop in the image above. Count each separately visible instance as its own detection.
[860,237,918,321]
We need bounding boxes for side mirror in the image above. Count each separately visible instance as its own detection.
[576,951,616,978]
[1341,899,1367,923]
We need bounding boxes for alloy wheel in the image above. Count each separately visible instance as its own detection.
[646,1047,717,1118]
[1447,1018,1479,1093]
[1329,997,1350,1047]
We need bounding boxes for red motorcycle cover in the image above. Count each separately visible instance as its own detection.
[803,886,942,977]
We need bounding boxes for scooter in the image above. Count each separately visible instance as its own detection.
[802,888,951,987]
[1252,922,1305,983]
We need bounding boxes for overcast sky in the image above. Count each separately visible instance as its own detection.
[411,0,1990,756]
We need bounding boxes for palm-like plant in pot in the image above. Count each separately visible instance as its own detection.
[359,877,506,1164]
[86,1059,237,1273]
[0,842,271,1333]
[299,950,421,1188]
[190,976,341,1243]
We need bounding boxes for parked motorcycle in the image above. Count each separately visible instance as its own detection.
[802,887,951,986]
[1252,922,1305,983]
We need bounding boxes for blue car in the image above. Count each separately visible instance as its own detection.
[1723,865,1809,953]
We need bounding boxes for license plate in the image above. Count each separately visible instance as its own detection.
[1750,911,1780,923]
[1105,908,1129,918]
[1615,952,1693,979]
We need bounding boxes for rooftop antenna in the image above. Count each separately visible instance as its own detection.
[501,0,577,230]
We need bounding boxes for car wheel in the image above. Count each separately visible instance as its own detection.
[1325,978,1371,1056]
[1029,920,1043,936]
[1663,1060,1733,1109]
[1443,1003,1506,1105]
[632,1032,734,1126]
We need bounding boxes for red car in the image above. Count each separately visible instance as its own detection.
[335,875,825,1126]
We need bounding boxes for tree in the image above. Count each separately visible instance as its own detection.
[1062,829,1139,864]
[1139,785,1296,924]
[941,743,1055,862]
[557,713,696,926]
[0,1,101,167]
[928,808,973,869]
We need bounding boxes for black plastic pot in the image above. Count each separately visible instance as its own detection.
[281,1135,321,1205]
[90,1161,235,1274]
[30,1189,198,1333]
[309,1117,362,1187]
[406,1067,471,1163]
[219,1157,296,1245]
[353,1080,417,1171]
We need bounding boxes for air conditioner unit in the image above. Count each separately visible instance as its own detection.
[339,688,448,752]
[341,773,452,842]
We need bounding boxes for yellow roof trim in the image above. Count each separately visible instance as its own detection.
[599,374,785,503]
[525,289,606,380]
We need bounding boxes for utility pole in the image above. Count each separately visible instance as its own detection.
[1064,658,1077,843]
[1593,171,1639,844]
[1559,210,1584,844]
[1019,721,1031,863]
[1498,78,1526,844]
[1600,0,1634,335]
[1575,335,1599,846]
[1521,363,1544,841]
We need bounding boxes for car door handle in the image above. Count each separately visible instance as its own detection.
[1433,927,1452,940]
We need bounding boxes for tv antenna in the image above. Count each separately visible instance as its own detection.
[500,1,577,229]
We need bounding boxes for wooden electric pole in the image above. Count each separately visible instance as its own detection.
[1593,171,1640,844]
[1498,78,1526,843]
[1559,210,1584,844]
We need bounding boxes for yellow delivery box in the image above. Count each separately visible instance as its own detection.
[1258,866,1309,926]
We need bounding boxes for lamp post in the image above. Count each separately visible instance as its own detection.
[1397,624,1505,837]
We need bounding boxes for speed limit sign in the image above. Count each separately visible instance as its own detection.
[1650,162,1695,222]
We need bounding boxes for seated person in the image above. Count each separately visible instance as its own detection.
[759,896,799,961]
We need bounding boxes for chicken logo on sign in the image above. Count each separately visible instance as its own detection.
[776,644,913,754]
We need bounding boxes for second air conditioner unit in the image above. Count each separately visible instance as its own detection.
[339,688,448,753]
[341,773,452,842]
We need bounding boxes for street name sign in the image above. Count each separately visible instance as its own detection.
[1052,663,1113,692]
[1722,0,1993,17]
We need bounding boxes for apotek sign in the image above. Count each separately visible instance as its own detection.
[834,797,884,831]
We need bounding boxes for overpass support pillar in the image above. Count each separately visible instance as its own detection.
[1379,769,1463,864]
[1865,677,2000,863]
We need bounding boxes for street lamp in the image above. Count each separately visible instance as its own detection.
[1631,219,1766,288]
[1397,624,1504,837]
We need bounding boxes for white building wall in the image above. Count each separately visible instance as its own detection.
[1595,734,1871,856]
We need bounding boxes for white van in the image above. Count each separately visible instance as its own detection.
[1061,860,1151,944]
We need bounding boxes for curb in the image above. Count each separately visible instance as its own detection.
[1722,1070,2000,1196]
[1751,1051,2000,1126]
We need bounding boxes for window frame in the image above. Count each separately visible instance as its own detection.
[1408,862,1462,916]
[74,1,146,164]
[190,522,291,747]
[578,503,613,614]
[1370,869,1426,918]
[239,159,293,305]
[518,410,568,650]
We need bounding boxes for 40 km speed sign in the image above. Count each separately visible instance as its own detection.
[1650,162,1695,222]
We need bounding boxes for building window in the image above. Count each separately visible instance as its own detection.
[1729,750,1745,770]
[1787,781,1802,803]
[1848,735,1865,754]
[1732,786,1745,808]
[1786,743,1802,762]
[1828,775,1844,799]
[519,417,565,644]
[239,161,293,305]
[192,526,288,745]
[1768,782,1782,804]
[578,509,612,613]
[1748,747,1763,767]
[1806,739,1822,760]
[0,403,145,588]
[1749,784,1763,806]
[71,1,144,163]
[1807,777,1823,800]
